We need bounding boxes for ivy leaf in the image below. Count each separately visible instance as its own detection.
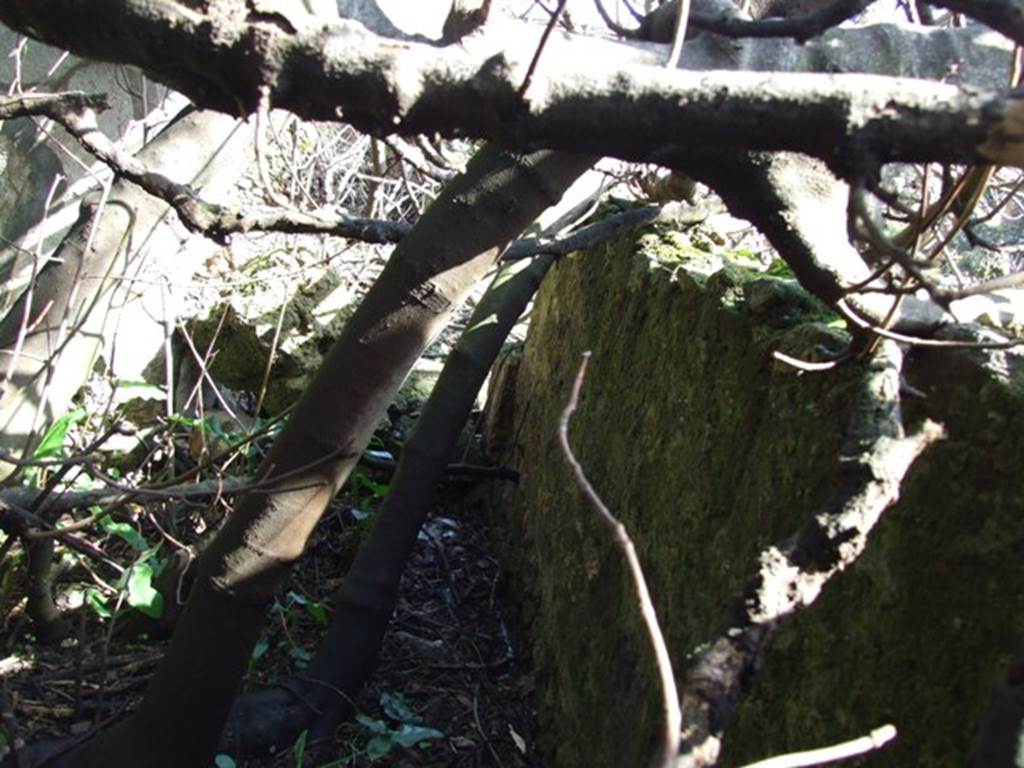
[380,691,418,723]
[99,515,149,552]
[365,734,394,761]
[33,407,86,459]
[251,637,270,662]
[356,714,389,735]
[127,561,164,618]
[390,723,444,748]
[85,587,112,619]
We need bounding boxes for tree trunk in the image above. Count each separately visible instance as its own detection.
[0,107,248,479]
[58,145,592,768]
[222,251,563,754]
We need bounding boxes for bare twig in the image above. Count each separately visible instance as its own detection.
[665,0,692,69]
[558,352,681,768]
[0,454,513,518]
[593,0,641,37]
[771,348,853,372]
[0,91,108,120]
[836,299,1024,348]
[503,201,710,261]
[737,723,897,768]
[49,104,412,245]
[518,0,570,99]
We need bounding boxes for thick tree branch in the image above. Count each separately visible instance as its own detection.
[930,0,1024,45]
[0,3,1020,171]
[689,0,873,42]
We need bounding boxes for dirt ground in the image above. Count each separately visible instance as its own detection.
[1,478,542,768]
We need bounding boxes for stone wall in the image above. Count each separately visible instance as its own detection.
[484,232,1024,767]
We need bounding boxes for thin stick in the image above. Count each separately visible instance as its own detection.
[518,0,569,99]
[666,0,692,69]
[836,299,1024,349]
[558,351,681,768]
[738,724,896,768]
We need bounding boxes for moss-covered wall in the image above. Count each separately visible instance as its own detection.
[486,233,1024,767]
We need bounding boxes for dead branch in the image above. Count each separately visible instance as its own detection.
[0,91,108,120]
[502,200,712,261]
[737,724,897,768]
[559,352,682,768]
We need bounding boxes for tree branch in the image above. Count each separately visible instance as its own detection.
[0,91,108,120]
[677,341,945,767]
[689,0,873,42]
[0,4,1019,171]
[930,0,1024,45]
[559,352,681,768]
[502,200,713,261]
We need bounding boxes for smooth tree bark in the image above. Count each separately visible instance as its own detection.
[221,250,566,754]
[216,195,715,757]
[0,107,248,478]
[36,145,592,768]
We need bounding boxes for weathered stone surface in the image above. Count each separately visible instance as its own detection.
[485,232,1024,767]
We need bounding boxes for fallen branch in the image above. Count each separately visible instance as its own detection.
[0,456,514,516]
[738,723,897,768]
[0,91,108,120]
[558,352,681,768]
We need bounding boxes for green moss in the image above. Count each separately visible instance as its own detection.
[488,233,1024,768]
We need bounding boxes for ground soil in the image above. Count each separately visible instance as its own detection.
[0,478,541,768]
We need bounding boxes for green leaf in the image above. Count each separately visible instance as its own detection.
[251,637,270,662]
[113,380,165,403]
[304,600,328,625]
[99,516,149,551]
[390,724,443,748]
[365,735,394,762]
[214,755,237,768]
[167,413,202,428]
[293,729,308,765]
[126,562,164,618]
[380,691,418,724]
[85,587,112,619]
[356,714,389,735]
[33,407,86,459]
